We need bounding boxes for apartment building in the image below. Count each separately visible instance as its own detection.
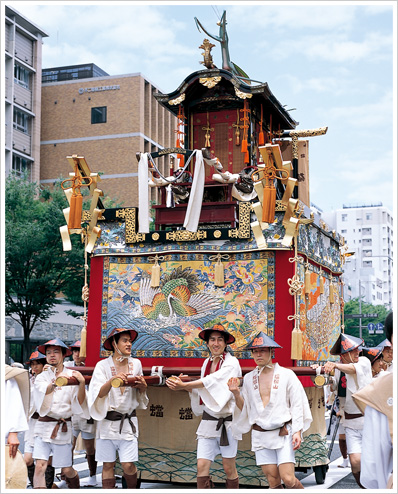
[40,67,176,206]
[322,204,393,308]
[4,5,48,182]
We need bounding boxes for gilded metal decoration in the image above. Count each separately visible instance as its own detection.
[199,76,222,88]
[202,112,214,147]
[152,233,160,241]
[229,202,251,239]
[231,109,242,146]
[235,88,252,99]
[280,127,328,160]
[168,94,186,105]
[213,230,222,238]
[199,39,216,69]
[116,208,141,244]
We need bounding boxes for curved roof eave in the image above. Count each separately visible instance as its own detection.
[154,68,298,129]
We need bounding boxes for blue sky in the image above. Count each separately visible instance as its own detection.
[4,1,396,213]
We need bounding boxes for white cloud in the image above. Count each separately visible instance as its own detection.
[328,91,393,129]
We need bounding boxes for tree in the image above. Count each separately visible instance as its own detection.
[5,174,86,362]
[343,298,389,347]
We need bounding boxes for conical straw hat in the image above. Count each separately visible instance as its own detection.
[5,446,28,489]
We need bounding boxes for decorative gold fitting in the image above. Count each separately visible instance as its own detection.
[55,376,68,387]
[111,377,125,388]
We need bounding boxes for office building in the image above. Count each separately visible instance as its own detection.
[40,67,176,206]
[322,204,393,308]
[4,5,48,182]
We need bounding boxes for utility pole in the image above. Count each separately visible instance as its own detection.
[358,279,362,339]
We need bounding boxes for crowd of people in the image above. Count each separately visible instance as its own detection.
[4,312,393,490]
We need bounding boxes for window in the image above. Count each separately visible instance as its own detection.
[91,106,107,124]
[341,229,347,234]
[14,64,30,89]
[13,109,30,133]
[363,250,372,257]
[12,155,31,178]
[363,260,372,267]
[363,228,372,235]
[341,214,347,222]
[366,213,372,220]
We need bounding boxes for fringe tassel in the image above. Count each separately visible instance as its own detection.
[241,138,248,153]
[329,281,334,304]
[258,130,265,146]
[267,186,276,222]
[177,154,185,168]
[68,193,83,230]
[305,267,311,295]
[244,150,250,164]
[151,262,161,287]
[291,328,303,360]
[262,184,272,223]
[319,275,324,294]
[80,327,87,358]
[214,260,225,287]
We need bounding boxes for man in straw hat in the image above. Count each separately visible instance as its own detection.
[24,349,56,489]
[379,334,393,373]
[166,322,242,489]
[352,311,393,489]
[88,327,148,489]
[64,340,98,487]
[32,338,88,489]
[228,331,311,489]
[361,346,385,379]
[321,333,372,488]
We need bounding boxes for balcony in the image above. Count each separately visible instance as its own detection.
[5,124,11,148]
[12,128,31,155]
[13,82,32,111]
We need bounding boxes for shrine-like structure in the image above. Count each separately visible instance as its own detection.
[59,11,348,486]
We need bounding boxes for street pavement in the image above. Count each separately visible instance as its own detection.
[21,412,360,490]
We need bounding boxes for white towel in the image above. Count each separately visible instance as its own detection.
[138,153,150,233]
[183,150,205,232]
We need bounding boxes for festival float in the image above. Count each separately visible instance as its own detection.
[58,10,348,486]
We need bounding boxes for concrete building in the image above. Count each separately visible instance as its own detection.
[4,5,48,182]
[322,204,393,308]
[40,67,176,206]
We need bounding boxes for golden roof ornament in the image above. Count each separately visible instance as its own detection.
[199,39,216,69]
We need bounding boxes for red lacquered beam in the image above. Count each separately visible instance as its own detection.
[143,366,329,376]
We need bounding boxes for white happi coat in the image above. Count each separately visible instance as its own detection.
[4,378,29,440]
[24,374,39,448]
[64,360,96,434]
[331,356,372,430]
[88,356,148,441]
[190,352,242,440]
[33,366,89,445]
[232,363,312,451]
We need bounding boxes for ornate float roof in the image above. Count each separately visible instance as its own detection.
[154,68,298,130]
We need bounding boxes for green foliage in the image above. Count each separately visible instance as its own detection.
[343,298,389,347]
[5,174,86,360]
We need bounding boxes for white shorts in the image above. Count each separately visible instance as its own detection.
[33,436,73,468]
[255,438,295,466]
[197,429,238,461]
[96,438,138,463]
[345,427,363,455]
[72,428,95,440]
[24,442,34,454]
